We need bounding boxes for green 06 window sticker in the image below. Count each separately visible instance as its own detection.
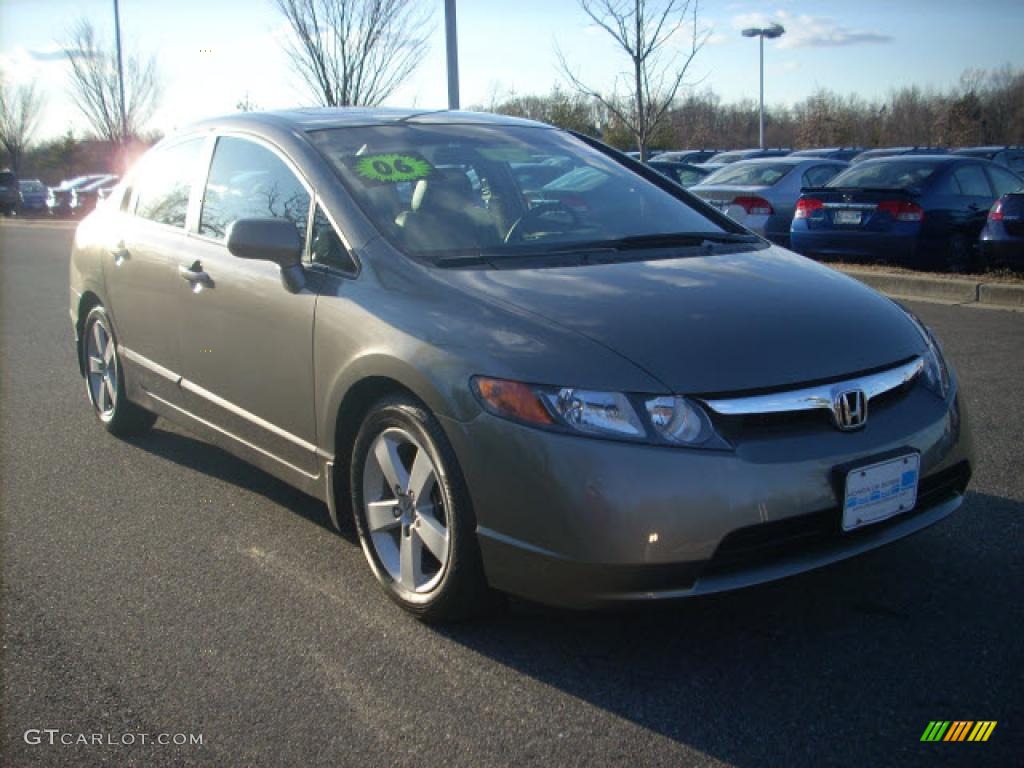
[350,153,434,184]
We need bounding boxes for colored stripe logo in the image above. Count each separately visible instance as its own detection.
[920,721,997,742]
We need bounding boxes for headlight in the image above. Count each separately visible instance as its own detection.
[903,310,950,399]
[471,376,714,446]
[644,396,710,445]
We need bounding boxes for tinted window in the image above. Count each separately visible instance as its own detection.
[135,139,205,227]
[702,162,794,187]
[309,124,729,260]
[310,204,357,273]
[827,160,941,190]
[802,164,843,188]
[0,171,15,185]
[988,166,1024,197]
[200,137,311,244]
[1003,153,1024,173]
[707,151,750,164]
[952,165,992,196]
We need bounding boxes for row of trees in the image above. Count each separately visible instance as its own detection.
[476,64,1024,153]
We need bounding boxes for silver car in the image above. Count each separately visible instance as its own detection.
[70,109,973,621]
[691,157,848,247]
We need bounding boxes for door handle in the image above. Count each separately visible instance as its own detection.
[178,262,214,291]
[111,241,130,266]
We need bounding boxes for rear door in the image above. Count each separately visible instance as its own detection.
[176,134,320,478]
[950,164,996,237]
[104,136,207,404]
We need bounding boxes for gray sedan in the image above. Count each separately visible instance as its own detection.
[691,157,848,247]
[69,109,972,621]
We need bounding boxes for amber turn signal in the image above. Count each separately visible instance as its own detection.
[471,377,554,426]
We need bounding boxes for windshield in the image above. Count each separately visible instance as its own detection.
[309,124,731,259]
[827,160,942,190]
[701,162,795,187]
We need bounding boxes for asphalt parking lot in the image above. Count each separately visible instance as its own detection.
[2,221,1021,768]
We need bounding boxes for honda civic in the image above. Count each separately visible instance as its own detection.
[70,109,973,620]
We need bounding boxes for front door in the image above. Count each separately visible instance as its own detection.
[175,135,320,478]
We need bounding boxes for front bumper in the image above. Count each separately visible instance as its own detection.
[442,382,972,608]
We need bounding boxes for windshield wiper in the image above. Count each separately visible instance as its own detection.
[607,231,761,249]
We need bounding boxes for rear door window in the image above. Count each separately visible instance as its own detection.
[952,165,993,197]
[134,138,206,228]
[802,164,843,188]
[199,137,311,245]
[988,166,1024,196]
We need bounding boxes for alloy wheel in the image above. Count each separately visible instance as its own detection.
[361,428,450,593]
[85,315,118,420]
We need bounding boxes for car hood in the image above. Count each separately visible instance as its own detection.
[435,247,925,394]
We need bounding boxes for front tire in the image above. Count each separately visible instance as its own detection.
[350,395,491,621]
[82,305,156,437]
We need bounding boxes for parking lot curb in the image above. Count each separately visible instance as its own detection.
[837,267,1024,309]
[977,282,1024,308]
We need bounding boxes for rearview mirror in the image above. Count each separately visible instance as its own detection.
[226,218,305,292]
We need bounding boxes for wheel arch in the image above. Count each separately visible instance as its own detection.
[321,353,480,530]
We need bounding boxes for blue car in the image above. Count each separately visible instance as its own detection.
[980,192,1024,268]
[18,179,48,215]
[790,155,1024,271]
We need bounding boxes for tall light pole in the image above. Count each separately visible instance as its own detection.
[113,0,127,142]
[444,0,460,110]
[741,23,785,149]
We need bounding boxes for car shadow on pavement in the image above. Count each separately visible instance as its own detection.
[124,426,356,543]
[436,490,1023,767]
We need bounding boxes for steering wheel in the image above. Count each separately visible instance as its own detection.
[504,200,582,244]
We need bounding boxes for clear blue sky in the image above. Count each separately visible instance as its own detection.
[2,0,1022,141]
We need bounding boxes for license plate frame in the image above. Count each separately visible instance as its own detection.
[834,209,862,225]
[842,453,920,532]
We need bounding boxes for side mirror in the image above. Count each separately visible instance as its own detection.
[226,217,305,292]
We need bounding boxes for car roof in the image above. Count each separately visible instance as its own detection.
[954,145,1021,152]
[724,156,838,166]
[190,107,550,133]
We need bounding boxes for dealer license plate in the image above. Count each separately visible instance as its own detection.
[842,454,920,532]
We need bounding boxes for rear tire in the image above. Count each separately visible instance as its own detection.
[82,305,156,437]
[350,395,492,622]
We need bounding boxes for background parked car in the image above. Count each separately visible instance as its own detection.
[789,147,866,162]
[646,160,711,189]
[70,175,119,216]
[790,156,1023,270]
[47,175,109,217]
[850,146,948,164]
[654,149,721,164]
[0,169,18,215]
[980,192,1024,268]
[17,179,48,215]
[690,157,847,247]
[706,148,792,164]
[952,146,1024,174]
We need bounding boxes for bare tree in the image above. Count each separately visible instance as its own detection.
[558,0,707,160]
[236,92,261,112]
[273,0,432,107]
[64,18,160,144]
[0,74,44,175]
